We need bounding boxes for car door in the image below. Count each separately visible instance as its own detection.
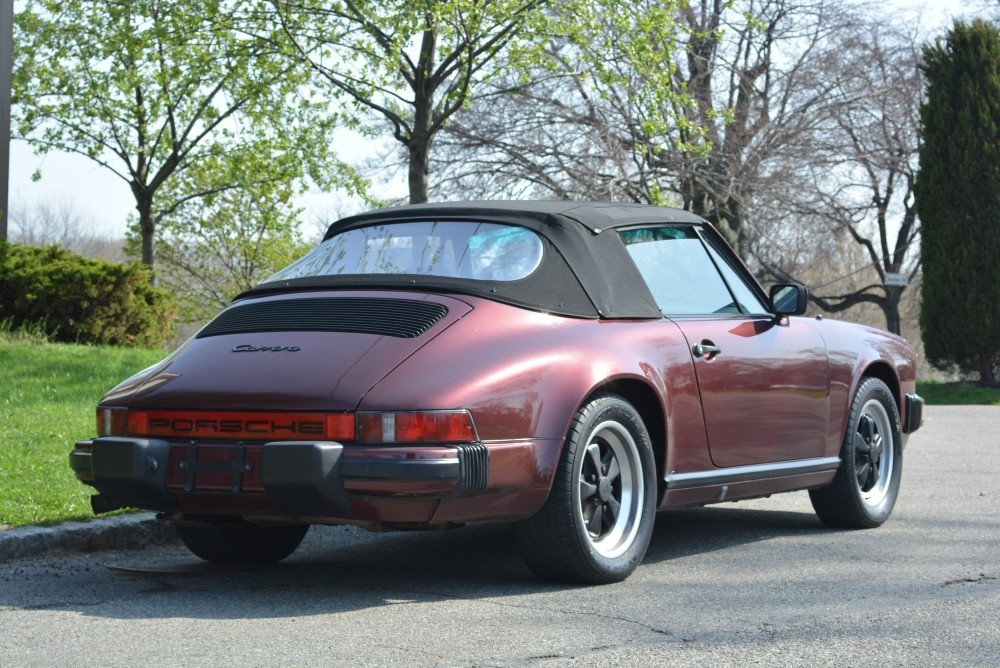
[619,225,830,468]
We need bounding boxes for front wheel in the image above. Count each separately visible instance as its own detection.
[176,519,309,564]
[810,377,902,528]
[515,392,656,584]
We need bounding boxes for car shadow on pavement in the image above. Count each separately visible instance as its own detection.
[646,504,828,563]
[0,503,833,621]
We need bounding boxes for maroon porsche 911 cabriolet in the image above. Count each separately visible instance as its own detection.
[70,201,923,583]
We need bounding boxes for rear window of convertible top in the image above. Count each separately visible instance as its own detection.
[265,221,545,283]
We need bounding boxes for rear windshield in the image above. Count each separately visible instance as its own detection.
[265,221,545,283]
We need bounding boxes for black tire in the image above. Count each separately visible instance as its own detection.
[176,519,309,564]
[810,377,902,528]
[515,392,657,584]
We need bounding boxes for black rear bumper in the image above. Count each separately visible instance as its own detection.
[71,438,490,516]
[74,437,176,512]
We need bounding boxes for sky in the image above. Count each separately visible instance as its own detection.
[7,0,993,240]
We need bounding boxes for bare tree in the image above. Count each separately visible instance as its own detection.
[755,20,922,334]
[8,198,127,261]
[434,71,639,201]
[664,0,860,253]
[436,1,924,336]
[271,0,549,205]
[436,0,857,257]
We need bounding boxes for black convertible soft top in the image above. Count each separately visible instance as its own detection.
[243,201,710,319]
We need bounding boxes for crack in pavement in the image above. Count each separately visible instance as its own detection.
[379,586,678,639]
[943,573,997,587]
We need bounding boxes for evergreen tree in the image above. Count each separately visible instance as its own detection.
[916,19,1000,387]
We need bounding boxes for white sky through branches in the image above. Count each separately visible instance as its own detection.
[7,0,988,240]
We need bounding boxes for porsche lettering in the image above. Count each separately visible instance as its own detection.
[147,418,324,436]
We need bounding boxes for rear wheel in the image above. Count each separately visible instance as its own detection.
[176,519,309,564]
[516,392,656,584]
[810,377,902,528]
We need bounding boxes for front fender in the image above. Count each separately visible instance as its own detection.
[812,318,918,452]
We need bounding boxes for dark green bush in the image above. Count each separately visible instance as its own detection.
[0,240,177,346]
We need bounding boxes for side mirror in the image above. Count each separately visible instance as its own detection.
[769,283,809,316]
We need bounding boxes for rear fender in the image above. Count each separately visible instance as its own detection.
[361,302,710,498]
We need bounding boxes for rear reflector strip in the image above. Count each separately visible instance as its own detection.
[127,410,356,442]
[118,409,478,445]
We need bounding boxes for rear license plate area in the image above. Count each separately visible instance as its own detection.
[166,443,264,493]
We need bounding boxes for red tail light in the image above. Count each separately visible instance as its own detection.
[357,410,477,444]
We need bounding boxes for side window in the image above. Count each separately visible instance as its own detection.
[619,226,738,315]
[702,238,769,314]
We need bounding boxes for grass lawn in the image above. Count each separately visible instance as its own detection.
[0,336,166,528]
[917,380,1000,406]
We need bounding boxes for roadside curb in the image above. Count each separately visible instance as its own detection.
[0,513,178,563]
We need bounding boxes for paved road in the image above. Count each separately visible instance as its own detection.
[1,406,997,666]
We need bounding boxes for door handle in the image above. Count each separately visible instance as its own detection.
[693,342,722,358]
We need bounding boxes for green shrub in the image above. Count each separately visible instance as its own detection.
[0,240,177,346]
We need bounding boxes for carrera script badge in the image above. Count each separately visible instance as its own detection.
[231,344,301,353]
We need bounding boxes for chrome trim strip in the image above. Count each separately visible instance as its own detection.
[664,456,841,490]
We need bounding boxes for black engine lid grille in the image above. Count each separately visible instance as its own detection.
[197,297,449,339]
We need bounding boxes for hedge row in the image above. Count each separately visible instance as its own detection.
[0,241,177,347]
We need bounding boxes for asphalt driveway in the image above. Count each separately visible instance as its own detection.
[0,405,996,666]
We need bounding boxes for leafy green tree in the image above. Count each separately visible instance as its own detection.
[916,19,1000,387]
[153,153,312,324]
[13,0,351,268]
[271,0,552,204]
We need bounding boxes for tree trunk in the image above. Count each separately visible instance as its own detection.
[408,91,433,204]
[406,24,437,206]
[884,286,902,335]
[683,180,744,256]
[407,139,431,205]
[132,181,156,268]
[720,195,744,257]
